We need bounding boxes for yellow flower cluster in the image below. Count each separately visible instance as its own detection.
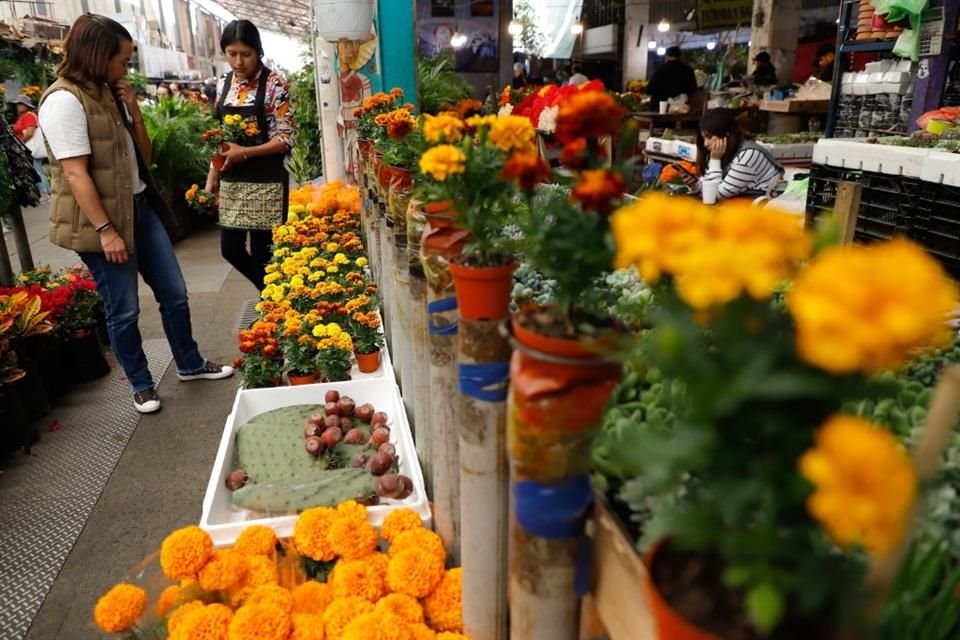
[423,113,466,143]
[788,238,958,374]
[419,145,466,181]
[799,415,917,555]
[224,114,244,126]
[489,115,536,153]
[612,194,811,309]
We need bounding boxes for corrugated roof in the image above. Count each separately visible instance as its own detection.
[213,0,311,38]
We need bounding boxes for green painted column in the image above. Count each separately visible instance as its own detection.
[377,0,418,102]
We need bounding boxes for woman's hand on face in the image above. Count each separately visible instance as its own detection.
[220,142,249,171]
[708,137,727,160]
[100,229,129,264]
[112,81,137,111]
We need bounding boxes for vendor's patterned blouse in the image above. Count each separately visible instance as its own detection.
[216,68,295,150]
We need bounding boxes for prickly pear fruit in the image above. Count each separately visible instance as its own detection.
[356,403,375,422]
[369,427,390,447]
[339,417,354,432]
[321,427,342,449]
[232,469,375,513]
[376,474,413,500]
[378,442,396,458]
[325,390,340,403]
[350,453,369,468]
[324,414,340,430]
[226,469,248,491]
[305,436,323,456]
[325,401,340,416]
[371,411,388,427]
[304,422,321,439]
[367,451,393,476]
[236,405,329,484]
[308,413,325,426]
[337,396,356,416]
[344,428,366,444]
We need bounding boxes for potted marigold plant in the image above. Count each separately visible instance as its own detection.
[184,183,216,215]
[236,320,283,388]
[355,88,405,161]
[279,310,322,385]
[417,112,537,321]
[313,322,354,382]
[345,293,384,373]
[609,193,959,638]
[201,113,260,171]
[373,105,420,193]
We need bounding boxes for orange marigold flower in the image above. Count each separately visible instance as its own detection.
[155,584,181,617]
[436,633,469,640]
[227,603,291,640]
[291,613,326,640]
[93,583,147,633]
[388,529,445,562]
[555,90,626,144]
[322,596,374,640]
[408,624,437,640]
[167,601,205,635]
[423,568,463,632]
[160,526,215,580]
[168,603,232,640]
[230,555,280,607]
[245,583,294,613]
[341,612,413,640]
[571,169,624,213]
[331,558,387,602]
[199,550,247,591]
[502,151,552,191]
[379,509,424,544]
[374,593,424,624]
[386,548,445,598]
[293,580,334,616]
[295,506,338,561]
[558,138,594,169]
[390,88,404,99]
[328,504,378,560]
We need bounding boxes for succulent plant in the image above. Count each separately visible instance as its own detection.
[232,468,376,512]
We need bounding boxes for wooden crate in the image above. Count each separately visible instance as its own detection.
[759,99,830,114]
[590,497,656,640]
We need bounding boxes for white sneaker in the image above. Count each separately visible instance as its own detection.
[133,388,161,414]
[177,361,235,381]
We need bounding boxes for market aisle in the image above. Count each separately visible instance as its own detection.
[1,224,255,640]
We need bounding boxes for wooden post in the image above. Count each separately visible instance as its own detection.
[510,523,581,639]
[8,203,33,272]
[406,202,433,486]
[834,180,862,245]
[389,185,415,420]
[379,198,398,372]
[458,318,510,640]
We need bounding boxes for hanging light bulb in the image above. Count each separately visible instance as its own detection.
[657,19,670,33]
[508,19,522,36]
[706,41,716,50]
[570,22,584,35]
[647,40,657,50]
[657,46,667,56]
[451,32,467,48]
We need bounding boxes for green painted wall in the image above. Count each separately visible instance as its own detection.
[377,0,418,103]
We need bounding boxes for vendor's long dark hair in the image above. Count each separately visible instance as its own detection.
[221,19,264,59]
[697,108,754,174]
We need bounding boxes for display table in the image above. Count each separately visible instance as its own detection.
[760,99,830,114]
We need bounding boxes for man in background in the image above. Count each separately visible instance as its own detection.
[752,52,778,86]
[567,63,588,86]
[647,46,698,107]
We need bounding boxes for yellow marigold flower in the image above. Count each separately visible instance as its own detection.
[312,324,329,339]
[334,253,350,265]
[408,624,437,640]
[292,581,334,616]
[245,583,294,613]
[423,113,465,143]
[323,596,374,640]
[291,613,326,640]
[436,633,469,640]
[230,555,280,606]
[788,238,958,374]
[465,114,497,130]
[489,114,536,152]
[326,322,343,336]
[160,526,215,580]
[155,584,181,617]
[295,506,338,561]
[263,272,283,284]
[342,612,414,640]
[388,529,445,562]
[227,603,291,640]
[328,516,378,561]
[93,583,147,633]
[326,242,340,252]
[169,603,233,640]
[375,593,424,624]
[380,509,424,544]
[168,601,205,635]
[800,415,917,556]
[233,526,279,557]
[199,550,248,591]
[423,568,462,632]
[356,257,368,268]
[331,558,386,602]
[387,548,445,598]
[327,265,340,274]
[419,145,466,182]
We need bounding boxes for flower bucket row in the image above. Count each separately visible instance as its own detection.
[0,265,110,452]
[233,181,387,388]
[93,503,471,640]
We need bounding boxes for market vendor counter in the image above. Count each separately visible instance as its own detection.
[643,136,817,168]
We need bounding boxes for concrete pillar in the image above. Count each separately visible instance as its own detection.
[623,0,652,85]
[749,0,801,84]
[314,36,346,182]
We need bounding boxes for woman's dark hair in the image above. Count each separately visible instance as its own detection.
[697,107,753,173]
[59,14,133,86]
[221,20,264,58]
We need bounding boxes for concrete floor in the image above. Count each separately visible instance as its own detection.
[2,206,259,639]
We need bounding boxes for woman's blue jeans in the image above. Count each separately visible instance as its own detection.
[80,194,205,393]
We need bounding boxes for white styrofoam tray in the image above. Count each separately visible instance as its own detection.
[813,139,931,177]
[644,137,677,156]
[200,378,430,546]
[921,151,960,188]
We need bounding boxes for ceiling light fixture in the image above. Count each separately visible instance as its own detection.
[647,40,657,50]
[706,41,716,50]
[451,32,468,48]
[508,19,522,36]
[571,22,584,35]
[657,19,670,33]
[657,46,667,55]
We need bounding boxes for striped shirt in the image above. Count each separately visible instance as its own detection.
[702,141,783,199]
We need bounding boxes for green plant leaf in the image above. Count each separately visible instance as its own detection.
[746,582,784,634]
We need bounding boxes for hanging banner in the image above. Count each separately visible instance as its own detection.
[697,0,752,29]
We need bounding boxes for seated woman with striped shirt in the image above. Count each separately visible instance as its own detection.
[683,108,784,201]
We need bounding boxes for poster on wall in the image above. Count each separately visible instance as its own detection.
[418,18,498,73]
[696,0,753,29]
[335,7,383,179]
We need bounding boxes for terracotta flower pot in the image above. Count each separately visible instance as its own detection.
[378,165,412,191]
[287,370,319,386]
[211,154,226,172]
[448,261,517,321]
[354,349,381,373]
[358,138,374,162]
[643,541,721,640]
